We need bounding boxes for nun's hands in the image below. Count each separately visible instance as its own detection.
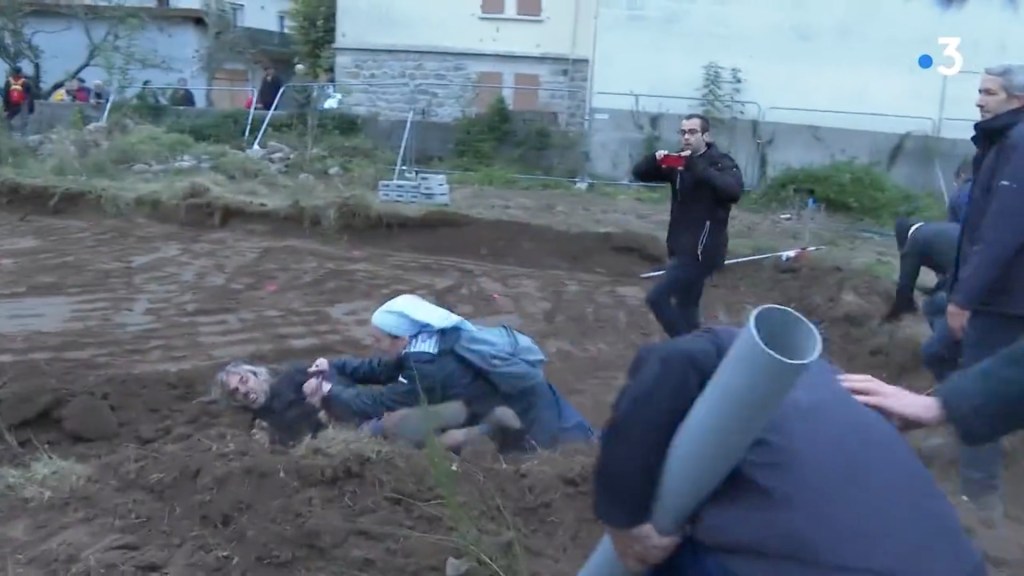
[302,375,331,407]
[308,357,329,374]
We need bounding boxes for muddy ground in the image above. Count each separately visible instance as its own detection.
[0,187,1021,575]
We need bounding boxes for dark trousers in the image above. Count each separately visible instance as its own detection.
[648,540,737,576]
[921,293,960,381]
[958,311,1024,502]
[646,258,711,338]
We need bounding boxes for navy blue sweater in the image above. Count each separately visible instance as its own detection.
[594,327,985,576]
[949,106,1024,316]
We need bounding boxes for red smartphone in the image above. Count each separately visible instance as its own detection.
[659,153,686,169]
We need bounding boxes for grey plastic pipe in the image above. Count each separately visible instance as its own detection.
[578,304,823,576]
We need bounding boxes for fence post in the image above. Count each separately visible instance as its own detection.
[242,87,258,143]
[251,83,291,150]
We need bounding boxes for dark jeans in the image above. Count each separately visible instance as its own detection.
[958,311,1024,502]
[921,293,960,381]
[646,258,711,338]
[648,540,737,576]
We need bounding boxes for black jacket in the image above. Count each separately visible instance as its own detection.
[169,88,196,107]
[938,337,1024,446]
[252,362,332,447]
[949,106,1024,316]
[888,221,960,318]
[258,74,283,110]
[631,144,743,267]
[594,327,984,576]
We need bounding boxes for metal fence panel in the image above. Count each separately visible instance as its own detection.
[401,81,589,182]
[938,70,983,139]
[252,81,411,150]
[103,85,258,142]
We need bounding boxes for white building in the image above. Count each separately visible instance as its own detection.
[590,0,1024,138]
[13,0,294,108]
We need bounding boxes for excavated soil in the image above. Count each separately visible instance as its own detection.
[0,189,1022,575]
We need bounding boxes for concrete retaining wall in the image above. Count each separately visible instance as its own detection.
[20,100,976,195]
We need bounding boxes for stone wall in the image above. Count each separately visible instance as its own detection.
[333,48,589,130]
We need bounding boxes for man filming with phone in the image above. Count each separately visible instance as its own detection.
[631,114,744,338]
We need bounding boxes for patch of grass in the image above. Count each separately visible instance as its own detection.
[0,453,92,502]
[295,426,393,460]
[750,161,946,223]
[0,123,399,221]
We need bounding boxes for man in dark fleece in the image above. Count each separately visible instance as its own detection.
[886,218,961,380]
[944,63,1024,516]
[257,65,283,110]
[214,360,331,447]
[842,338,1024,450]
[593,327,984,576]
[631,114,744,338]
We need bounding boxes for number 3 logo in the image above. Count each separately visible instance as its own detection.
[937,37,963,76]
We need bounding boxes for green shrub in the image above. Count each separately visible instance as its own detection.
[754,161,945,222]
[107,104,361,145]
[102,125,198,165]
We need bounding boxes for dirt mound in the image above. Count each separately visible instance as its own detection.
[705,259,929,386]
[0,179,664,278]
[2,421,598,575]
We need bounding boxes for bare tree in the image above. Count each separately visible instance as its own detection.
[0,0,169,98]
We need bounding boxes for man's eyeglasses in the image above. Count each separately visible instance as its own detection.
[678,128,702,136]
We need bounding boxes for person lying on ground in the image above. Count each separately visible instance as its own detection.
[214,358,523,450]
[302,293,595,453]
[841,338,1024,447]
[213,360,331,447]
[593,326,984,576]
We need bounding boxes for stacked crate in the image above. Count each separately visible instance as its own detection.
[377,173,451,205]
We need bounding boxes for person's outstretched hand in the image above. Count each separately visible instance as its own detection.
[839,374,945,430]
[302,374,330,407]
[308,357,329,374]
[607,523,681,572]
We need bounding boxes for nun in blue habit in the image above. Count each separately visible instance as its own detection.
[300,294,595,453]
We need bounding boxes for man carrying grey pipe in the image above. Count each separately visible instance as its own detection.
[593,327,984,575]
